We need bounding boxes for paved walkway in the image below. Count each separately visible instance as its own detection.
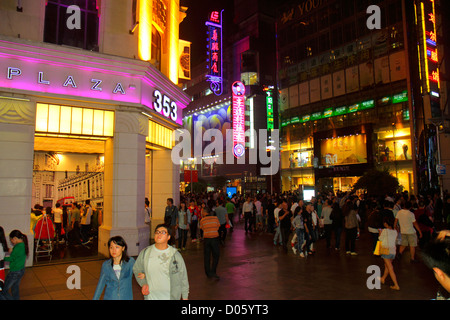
[18,221,439,300]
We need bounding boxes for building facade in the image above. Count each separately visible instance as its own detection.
[276,0,450,197]
[0,0,190,264]
[181,0,280,195]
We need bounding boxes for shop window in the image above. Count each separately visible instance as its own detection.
[35,103,114,137]
[44,0,99,51]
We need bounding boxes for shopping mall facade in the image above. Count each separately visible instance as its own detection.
[0,0,190,265]
[277,0,450,197]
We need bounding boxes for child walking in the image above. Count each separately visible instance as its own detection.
[1,230,28,300]
[379,216,400,290]
[93,236,135,300]
[0,227,8,292]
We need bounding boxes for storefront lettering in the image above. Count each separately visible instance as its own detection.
[298,0,322,16]
[6,67,126,94]
[281,0,323,24]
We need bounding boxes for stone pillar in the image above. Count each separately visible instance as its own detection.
[0,97,35,266]
[150,149,180,229]
[99,110,148,257]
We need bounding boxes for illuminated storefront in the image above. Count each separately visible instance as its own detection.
[0,0,190,265]
[276,0,428,197]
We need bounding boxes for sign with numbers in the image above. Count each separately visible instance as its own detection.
[152,89,178,122]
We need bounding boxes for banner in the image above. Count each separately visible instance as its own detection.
[345,66,359,93]
[309,78,320,103]
[299,82,309,106]
[289,84,299,108]
[321,74,332,100]
[333,70,346,97]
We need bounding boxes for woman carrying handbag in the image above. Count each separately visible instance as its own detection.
[378,216,400,290]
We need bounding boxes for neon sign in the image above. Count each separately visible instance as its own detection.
[420,0,440,91]
[205,10,224,96]
[232,81,246,158]
[266,89,274,131]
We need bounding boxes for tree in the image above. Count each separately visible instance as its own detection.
[352,168,400,197]
[212,175,228,191]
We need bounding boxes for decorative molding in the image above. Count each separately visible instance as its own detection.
[0,98,34,125]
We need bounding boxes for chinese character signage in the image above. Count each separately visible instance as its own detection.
[206,10,224,96]
[232,81,246,158]
[266,89,274,131]
[420,0,440,93]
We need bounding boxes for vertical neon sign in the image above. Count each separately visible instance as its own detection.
[265,88,274,131]
[232,81,246,158]
[206,10,223,96]
[421,0,440,93]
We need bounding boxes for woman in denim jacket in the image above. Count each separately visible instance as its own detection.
[93,236,135,300]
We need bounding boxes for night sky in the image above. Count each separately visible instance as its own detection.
[179,0,234,66]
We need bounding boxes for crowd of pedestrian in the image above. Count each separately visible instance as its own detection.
[1,187,449,300]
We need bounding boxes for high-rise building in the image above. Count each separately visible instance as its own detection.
[181,0,280,194]
[276,0,450,198]
[0,0,191,263]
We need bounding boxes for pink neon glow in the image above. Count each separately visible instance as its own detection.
[0,52,185,125]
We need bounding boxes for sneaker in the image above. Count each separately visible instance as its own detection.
[351,252,358,256]
[299,252,305,258]
[346,251,351,255]
[292,247,297,255]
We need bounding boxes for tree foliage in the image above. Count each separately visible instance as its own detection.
[353,168,400,197]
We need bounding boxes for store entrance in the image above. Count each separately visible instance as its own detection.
[317,176,361,195]
[32,136,106,265]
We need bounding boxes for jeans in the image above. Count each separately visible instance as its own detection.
[345,227,358,252]
[324,224,333,248]
[273,224,282,244]
[204,237,220,277]
[190,220,198,240]
[333,226,343,249]
[280,227,291,251]
[294,228,305,252]
[218,224,227,243]
[244,212,254,232]
[178,228,188,249]
[80,224,91,243]
[0,268,25,300]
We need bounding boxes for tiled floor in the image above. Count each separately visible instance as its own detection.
[16,220,441,300]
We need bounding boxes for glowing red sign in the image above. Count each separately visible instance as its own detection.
[210,11,220,23]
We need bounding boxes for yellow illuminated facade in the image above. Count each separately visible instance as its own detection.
[35,103,114,138]
[147,120,173,149]
[137,0,188,84]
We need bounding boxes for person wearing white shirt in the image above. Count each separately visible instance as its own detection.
[394,201,422,262]
[242,197,254,233]
[273,200,283,245]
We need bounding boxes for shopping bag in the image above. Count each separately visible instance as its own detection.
[373,240,389,256]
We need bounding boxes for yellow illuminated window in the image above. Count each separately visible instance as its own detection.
[35,103,114,137]
[146,120,173,149]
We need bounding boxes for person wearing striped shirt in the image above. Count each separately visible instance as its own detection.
[199,206,221,279]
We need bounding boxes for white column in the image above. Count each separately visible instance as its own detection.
[149,149,180,231]
[0,97,35,266]
[99,111,148,257]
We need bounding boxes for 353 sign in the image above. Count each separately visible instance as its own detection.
[153,89,178,122]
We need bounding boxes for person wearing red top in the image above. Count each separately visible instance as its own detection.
[188,200,201,242]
